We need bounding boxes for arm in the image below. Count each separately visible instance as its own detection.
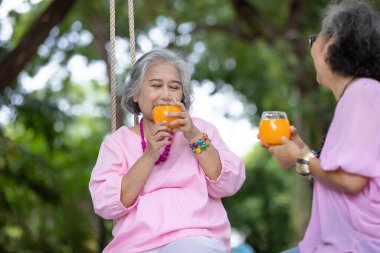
[89,137,132,220]
[179,121,246,198]
[89,125,172,219]
[268,128,369,195]
[120,123,172,208]
[308,158,369,195]
[178,118,245,198]
[170,102,222,180]
[187,131,222,180]
[169,103,245,198]
[120,154,155,208]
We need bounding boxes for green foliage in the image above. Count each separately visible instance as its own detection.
[0,82,108,252]
[224,146,297,252]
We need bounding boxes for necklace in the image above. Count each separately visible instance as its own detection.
[139,118,173,165]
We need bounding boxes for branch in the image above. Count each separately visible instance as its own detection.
[230,0,278,42]
[0,0,77,94]
[286,0,305,30]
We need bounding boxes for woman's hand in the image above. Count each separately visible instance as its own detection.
[143,122,173,162]
[268,138,302,168]
[167,101,201,140]
[289,126,307,149]
[267,126,310,169]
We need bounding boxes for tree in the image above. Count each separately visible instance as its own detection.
[0,0,77,93]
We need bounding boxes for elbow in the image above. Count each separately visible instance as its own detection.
[93,205,110,220]
[339,176,368,195]
[342,184,365,195]
[343,186,360,195]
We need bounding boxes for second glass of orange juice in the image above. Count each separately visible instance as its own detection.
[259,111,290,146]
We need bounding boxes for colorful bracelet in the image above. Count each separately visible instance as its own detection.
[190,133,211,154]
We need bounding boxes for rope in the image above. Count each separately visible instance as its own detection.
[128,0,136,66]
[110,0,138,130]
[128,0,139,126]
[109,0,117,132]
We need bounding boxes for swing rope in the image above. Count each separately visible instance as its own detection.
[109,0,138,133]
[127,0,139,126]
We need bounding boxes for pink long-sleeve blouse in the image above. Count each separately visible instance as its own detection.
[89,117,246,253]
[299,78,380,252]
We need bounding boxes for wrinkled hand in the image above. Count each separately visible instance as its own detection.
[289,126,307,149]
[266,126,310,169]
[144,122,173,162]
[257,133,269,148]
[167,101,201,140]
[268,138,301,169]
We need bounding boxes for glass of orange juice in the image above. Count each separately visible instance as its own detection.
[259,111,291,146]
[152,97,182,129]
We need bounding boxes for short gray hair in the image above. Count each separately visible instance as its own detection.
[121,49,193,114]
[320,0,380,79]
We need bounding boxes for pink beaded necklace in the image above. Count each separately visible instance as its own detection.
[139,118,173,165]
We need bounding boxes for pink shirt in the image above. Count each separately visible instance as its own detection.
[299,78,380,252]
[89,117,246,253]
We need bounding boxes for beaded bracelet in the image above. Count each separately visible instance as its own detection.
[190,133,211,154]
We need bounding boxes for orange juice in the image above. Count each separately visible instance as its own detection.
[153,105,181,129]
[259,118,290,146]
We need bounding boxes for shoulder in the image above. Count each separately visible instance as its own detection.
[344,78,380,105]
[192,117,217,131]
[348,78,380,95]
[103,126,137,145]
[192,117,222,140]
[337,78,380,120]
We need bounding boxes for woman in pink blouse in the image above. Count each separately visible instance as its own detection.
[89,49,246,253]
[266,1,380,253]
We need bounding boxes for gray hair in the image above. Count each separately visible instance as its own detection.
[319,0,380,79]
[121,49,193,114]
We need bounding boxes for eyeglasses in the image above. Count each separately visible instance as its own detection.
[309,34,317,47]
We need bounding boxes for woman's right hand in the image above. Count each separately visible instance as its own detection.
[266,126,310,169]
[143,122,173,162]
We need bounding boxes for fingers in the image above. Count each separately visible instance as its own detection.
[281,136,290,144]
[149,125,173,146]
[172,100,186,111]
[165,104,193,132]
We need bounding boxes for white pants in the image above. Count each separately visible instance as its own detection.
[143,236,227,253]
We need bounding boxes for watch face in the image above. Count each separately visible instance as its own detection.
[295,164,311,176]
[295,151,314,176]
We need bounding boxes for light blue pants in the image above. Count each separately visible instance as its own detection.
[280,247,300,253]
[143,236,227,253]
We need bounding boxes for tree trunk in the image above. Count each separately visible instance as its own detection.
[0,0,77,94]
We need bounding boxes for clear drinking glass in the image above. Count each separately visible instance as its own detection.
[259,111,291,146]
[152,96,182,129]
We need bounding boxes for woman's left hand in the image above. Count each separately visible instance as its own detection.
[167,101,201,140]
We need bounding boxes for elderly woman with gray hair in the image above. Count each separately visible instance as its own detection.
[265,1,380,252]
[89,49,245,253]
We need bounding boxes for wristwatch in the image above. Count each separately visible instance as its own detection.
[295,150,316,176]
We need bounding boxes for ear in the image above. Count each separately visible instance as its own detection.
[133,94,138,102]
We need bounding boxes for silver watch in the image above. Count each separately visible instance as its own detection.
[295,151,316,176]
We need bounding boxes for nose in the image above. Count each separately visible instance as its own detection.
[160,86,171,101]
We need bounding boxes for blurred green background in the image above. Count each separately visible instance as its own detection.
[2,0,378,252]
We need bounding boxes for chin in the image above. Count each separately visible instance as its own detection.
[315,76,325,87]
